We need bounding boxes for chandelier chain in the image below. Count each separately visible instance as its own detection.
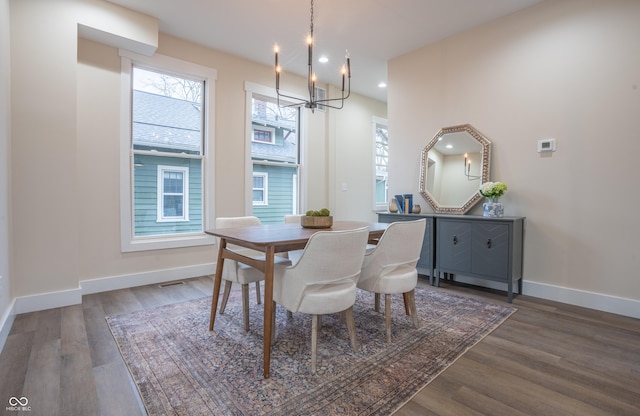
[310,0,314,37]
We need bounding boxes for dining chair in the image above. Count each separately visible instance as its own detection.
[357,218,426,342]
[215,216,290,331]
[271,226,370,374]
[283,214,304,264]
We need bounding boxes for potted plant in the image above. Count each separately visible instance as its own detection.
[301,208,333,228]
[479,182,508,218]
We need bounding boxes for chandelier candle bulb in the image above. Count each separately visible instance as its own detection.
[274,44,279,67]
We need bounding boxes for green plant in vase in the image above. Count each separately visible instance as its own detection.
[478,181,508,201]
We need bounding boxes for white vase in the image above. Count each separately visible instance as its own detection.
[388,198,398,213]
[483,198,504,218]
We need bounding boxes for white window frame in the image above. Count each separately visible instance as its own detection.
[373,116,389,212]
[157,166,189,222]
[252,126,276,144]
[119,50,216,252]
[252,172,268,206]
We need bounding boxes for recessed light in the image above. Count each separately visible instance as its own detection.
[318,56,329,63]
[378,82,387,88]
[446,144,453,149]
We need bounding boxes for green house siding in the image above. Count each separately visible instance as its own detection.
[252,163,297,224]
[133,154,202,236]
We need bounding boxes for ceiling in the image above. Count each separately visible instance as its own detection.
[106,0,543,102]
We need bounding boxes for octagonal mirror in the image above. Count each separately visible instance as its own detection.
[419,124,491,214]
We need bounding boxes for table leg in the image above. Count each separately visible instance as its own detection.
[209,238,226,331]
[262,245,275,378]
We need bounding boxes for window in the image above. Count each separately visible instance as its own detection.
[252,126,276,144]
[158,166,189,221]
[373,117,389,210]
[246,82,301,224]
[252,172,268,205]
[120,51,216,252]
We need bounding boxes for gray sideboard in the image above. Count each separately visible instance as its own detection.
[377,212,525,303]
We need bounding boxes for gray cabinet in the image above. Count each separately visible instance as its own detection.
[377,212,524,303]
[436,216,523,302]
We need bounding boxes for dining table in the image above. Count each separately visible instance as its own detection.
[205,220,387,378]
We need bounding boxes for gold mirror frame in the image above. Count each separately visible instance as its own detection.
[419,124,491,214]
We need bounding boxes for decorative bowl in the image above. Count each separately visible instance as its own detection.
[300,215,333,229]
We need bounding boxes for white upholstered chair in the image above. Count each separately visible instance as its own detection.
[272,226,370,373]
[215,216,290,331]
[283,214,304,264]
[357,219,426,342]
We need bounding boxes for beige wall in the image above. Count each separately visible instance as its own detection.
[7,0,385,308]
[389,0,640,308]
[0,0,12,336]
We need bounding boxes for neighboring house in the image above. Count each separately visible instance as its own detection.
[132,90,203,236]
[251,99,299,224]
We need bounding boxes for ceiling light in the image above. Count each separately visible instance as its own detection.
[318,56,329,63]
[274,0,351,112]
[378,82,387,88]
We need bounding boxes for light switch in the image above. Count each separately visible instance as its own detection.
[341,183,348,191]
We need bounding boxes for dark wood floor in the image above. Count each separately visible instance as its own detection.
[1,276,638,416]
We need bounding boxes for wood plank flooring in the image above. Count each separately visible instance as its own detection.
[0,276,638,416]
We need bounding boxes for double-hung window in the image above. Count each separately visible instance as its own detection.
[158,166,189,221]
[373,117,389,211]
[120,51,216,251]
[245,82,301,224]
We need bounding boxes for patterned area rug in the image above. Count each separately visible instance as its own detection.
[107,285,515,415]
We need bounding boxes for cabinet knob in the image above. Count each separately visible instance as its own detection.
[487,238,492,249]
[453,235,458,245]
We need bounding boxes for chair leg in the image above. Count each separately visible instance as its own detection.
[402,292,411,315]
[385,293,392,343]
[255,281,262,304]
[271,301,277,346]
[311,314,319,374]
[407,289,419,328]
[241,283,250,331]
[343,306,359,353]
[219,280,233,314]
[374,293,380,312]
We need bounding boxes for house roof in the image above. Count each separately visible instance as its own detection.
[132,90,202,154]
[133,90,298,162]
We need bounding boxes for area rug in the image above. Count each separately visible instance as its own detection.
[106,286,516,415]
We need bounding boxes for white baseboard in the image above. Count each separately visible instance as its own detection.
[80,263,215,295]
[14,287,83,315]
[0,298,16,353]
[450,275,640,319]
[523,280,640,319]
[11,263,216,316]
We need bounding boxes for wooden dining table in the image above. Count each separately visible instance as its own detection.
[205,220,387,378]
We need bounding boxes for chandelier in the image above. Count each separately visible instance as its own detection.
[274,0,351,112]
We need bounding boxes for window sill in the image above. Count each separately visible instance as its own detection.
[121,233,215,253]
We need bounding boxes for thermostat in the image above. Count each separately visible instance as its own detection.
[537,138,556,153]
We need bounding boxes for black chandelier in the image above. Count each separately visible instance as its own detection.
[274,0,351,112]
